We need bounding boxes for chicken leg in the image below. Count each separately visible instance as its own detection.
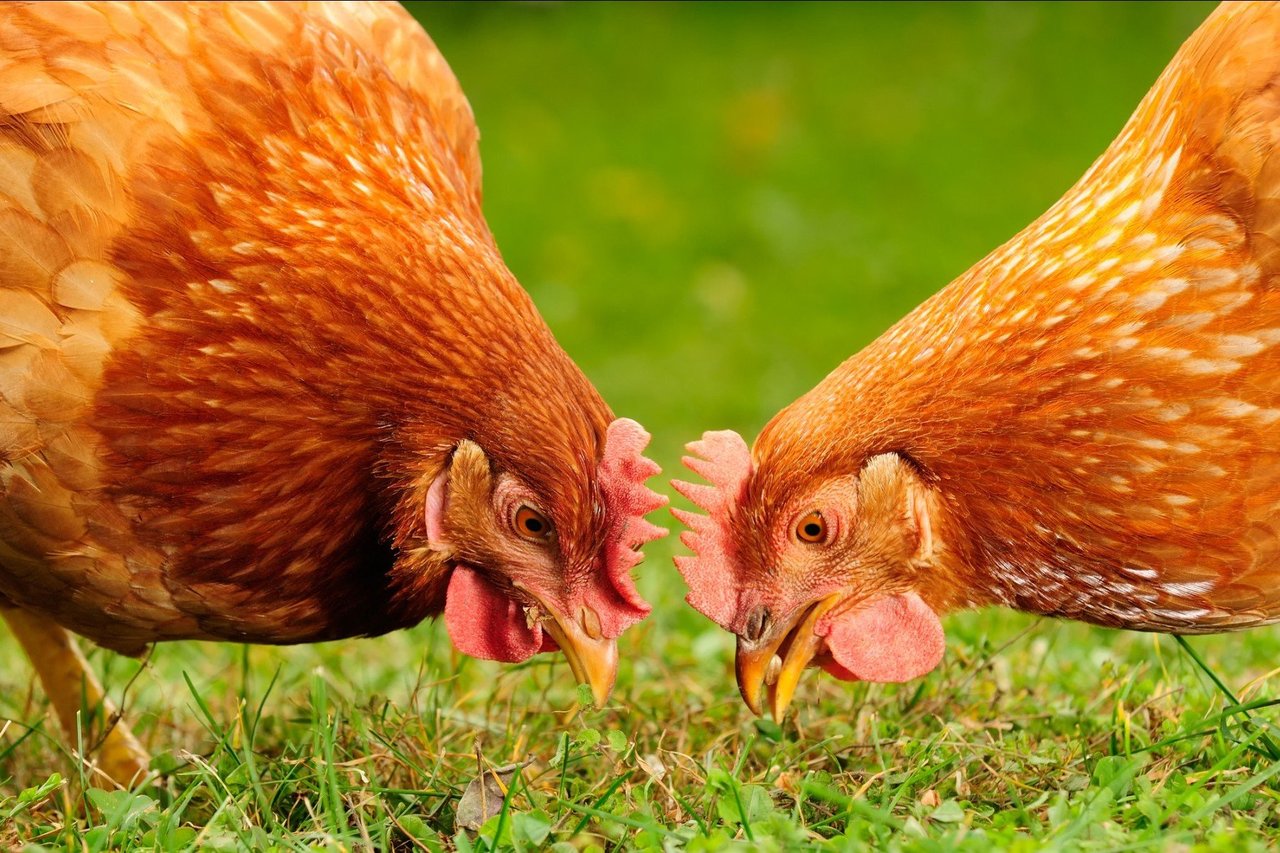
[1,608,149,788]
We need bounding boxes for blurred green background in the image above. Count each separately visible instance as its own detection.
[409,0,1215,459]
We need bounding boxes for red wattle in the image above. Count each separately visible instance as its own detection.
[444,566,557,662]
[816,592,945,682]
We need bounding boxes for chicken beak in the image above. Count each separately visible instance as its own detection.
[543,606,618,707]
[734,637,777,718]
[735,593,842,722]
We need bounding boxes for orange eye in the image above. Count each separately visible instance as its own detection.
[514,505,553,541]
[796,511,827,544]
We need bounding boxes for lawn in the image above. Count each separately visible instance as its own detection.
[7,1,1277,849]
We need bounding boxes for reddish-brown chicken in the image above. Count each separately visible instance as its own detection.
[675,1,1280,721]
[0,1,665,786]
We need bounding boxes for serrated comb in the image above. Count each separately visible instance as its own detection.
[671,429,753,631]
[595,417,668,636]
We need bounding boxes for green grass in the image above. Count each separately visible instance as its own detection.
[10,1,1280,849]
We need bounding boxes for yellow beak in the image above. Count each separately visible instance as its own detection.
[735,594,842,722]
[543,607,618,707]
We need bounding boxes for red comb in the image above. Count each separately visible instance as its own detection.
[594,417,667,636]
[671,430,752,630]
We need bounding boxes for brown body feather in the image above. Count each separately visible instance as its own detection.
[0,3,620,653]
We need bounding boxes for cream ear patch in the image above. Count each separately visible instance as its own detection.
[910,483,934,562]
[816,592,944,682]
[425,440,492,549]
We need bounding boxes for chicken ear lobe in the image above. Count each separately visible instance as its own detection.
[424,463,450,549]
[816,592,944,682]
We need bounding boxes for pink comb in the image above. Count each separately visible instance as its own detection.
[671,430,752,630]
[594,417,668,637]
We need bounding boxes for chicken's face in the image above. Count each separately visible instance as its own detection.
[423,419,665,705]
[674,432,946,721]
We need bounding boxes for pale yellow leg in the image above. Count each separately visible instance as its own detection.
[1,607,149,788]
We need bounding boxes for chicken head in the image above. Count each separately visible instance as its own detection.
[675,433,944,720]
[428,418,665,704]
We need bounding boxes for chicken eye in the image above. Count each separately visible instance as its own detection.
[514,505,553,541]
[795,511,827,544]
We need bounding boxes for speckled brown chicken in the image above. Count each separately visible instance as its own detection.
[674,1,1280,721]
[0,1,665,785]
